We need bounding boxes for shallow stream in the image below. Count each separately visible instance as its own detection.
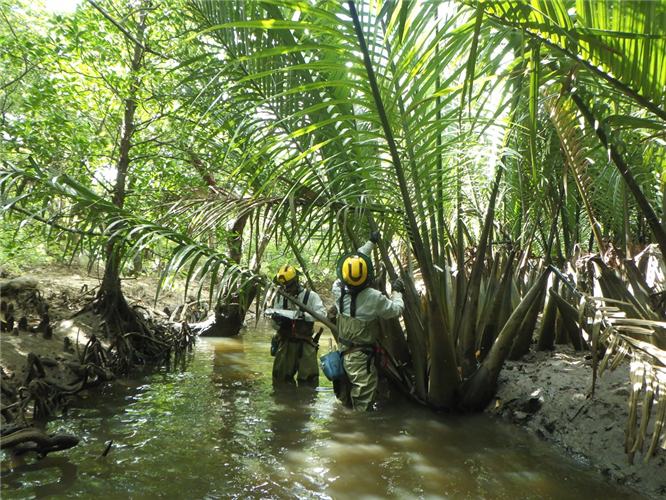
[1,322,652,499]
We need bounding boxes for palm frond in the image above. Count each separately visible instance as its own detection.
[482,0,666,121]
[1,162,245,300]
[591,296,666,463]
[547,96,606,254]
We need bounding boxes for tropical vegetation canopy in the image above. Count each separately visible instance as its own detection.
[1,0,665,463]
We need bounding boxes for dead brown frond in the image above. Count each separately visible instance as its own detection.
[589,295,666,464]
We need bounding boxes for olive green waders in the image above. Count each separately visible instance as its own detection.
[335,314,380,411]
[272,319,319,386]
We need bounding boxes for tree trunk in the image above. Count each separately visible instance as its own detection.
[187,152,257,337]
[508,284,546,360]
[550,290,584,350]
[536,284,558,351]
[91,4,148,338]
[398,282,429,401]
[426,296,461,409]
[477,252,515,362]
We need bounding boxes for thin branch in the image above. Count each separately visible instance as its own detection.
[0,9,40,90]
[1,63,40,91]
[84,0,168,60]
[7,206,102,237]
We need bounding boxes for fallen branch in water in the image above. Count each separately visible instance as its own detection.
[0,427,80,457]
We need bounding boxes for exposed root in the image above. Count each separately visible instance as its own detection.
[1,277,196,458]
[77,281,196,375]
[0,427,80,457]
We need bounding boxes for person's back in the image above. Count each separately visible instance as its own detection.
[331,236,405,410]
[270,265,327,387]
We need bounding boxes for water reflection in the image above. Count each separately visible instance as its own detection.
[0,321,655,500]
[1,456,78,499]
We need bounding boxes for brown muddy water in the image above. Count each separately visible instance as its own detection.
[0,321,653,500]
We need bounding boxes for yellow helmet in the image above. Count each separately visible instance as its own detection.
[337,252,373,289]
[276,265,298,286]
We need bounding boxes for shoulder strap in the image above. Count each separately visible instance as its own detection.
[281,287,309,312]
[338,286,346,315]
[338,285,358,318]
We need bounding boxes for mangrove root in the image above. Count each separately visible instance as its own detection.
[0,427,80,457]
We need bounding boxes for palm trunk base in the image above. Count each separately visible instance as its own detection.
[457,364,496,412]
[193,304,245,337]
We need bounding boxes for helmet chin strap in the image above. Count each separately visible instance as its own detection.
[285,281,302,295]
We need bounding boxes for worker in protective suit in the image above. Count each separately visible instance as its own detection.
[331,232,405,411]
[270,265,327,386]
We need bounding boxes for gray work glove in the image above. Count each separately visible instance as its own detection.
[391,277,405,294]
[370,230,381,244]
[271,312,285,325]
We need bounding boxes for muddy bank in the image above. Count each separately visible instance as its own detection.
[0,264,191,456]
[487,347,665,499]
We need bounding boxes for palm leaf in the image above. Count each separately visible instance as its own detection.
[589,295,666,464]
[546,97,606,254]
[483,0,666,121]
